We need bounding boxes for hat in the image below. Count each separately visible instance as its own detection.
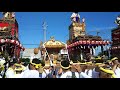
[111,57,118,61]
[15,64,24,71]
[30,58,42,69]
[15,67,24,71]
[60,60,71,69]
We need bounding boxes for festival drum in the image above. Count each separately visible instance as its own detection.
[34,48,39,55]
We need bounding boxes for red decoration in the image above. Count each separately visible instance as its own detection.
[106,41,110,44]
[83,41,86,44]
[91,41,95,44]
[79,40,83,44]
[20,44,22,48]
[16,41,19,46]
[99,41,103,44]
[72,43,75,47]
[0,39,5,43]
[87,40,90,44]
[5,39,10,43]
[95,41,99,45]
[102,41,106,45]
[76,41,79,45]
[10,40,16,44]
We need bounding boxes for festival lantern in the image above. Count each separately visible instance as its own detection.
[103,40,106,46]
[10,40,15,44]
[72,43,75,47]
[0,39,5,43]
[99,41,103,45]
[20,44,22,48]
[74,42,78,46]
[118,46,120,49]
[16,41,19,46]
[95,41,99,45]
[83,40,86,44]
[106,41,110,45]
[5,39,10,43]
[91,41,95,44]
[77,41,79,45]
[79,40,83,44]
[87,40,90,44]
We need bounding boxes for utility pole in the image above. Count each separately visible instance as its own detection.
[42,21,48,42]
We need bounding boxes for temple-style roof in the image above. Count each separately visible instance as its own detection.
[43,36,66,48]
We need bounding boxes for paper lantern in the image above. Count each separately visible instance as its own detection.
[5,39,10,43]
[83,41,86,44]
[99,41,103,44]
[0,39,5,43]
[79,40,83,44]
[10,40,15,44]
[95,41,99,45]
[76,41,79,45]
[87,40,90,44]
[91,41,95,44]
[20,44,22,48]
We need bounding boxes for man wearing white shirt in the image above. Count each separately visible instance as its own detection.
[5,59,17,78]
[60,60,72,78]
[21,58,41,78]
[111,57,120,78]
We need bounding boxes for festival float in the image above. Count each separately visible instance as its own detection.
[66,12,111,61]
[110,15,120,59]
[40,36,66,63]
[0,12,25,59]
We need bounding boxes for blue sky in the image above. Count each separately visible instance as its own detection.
[0,12,120,55]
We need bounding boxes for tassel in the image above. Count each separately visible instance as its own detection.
[90,48,92,55]
[93,48,96,56]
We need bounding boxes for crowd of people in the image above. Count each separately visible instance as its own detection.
[0,55,120,78]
